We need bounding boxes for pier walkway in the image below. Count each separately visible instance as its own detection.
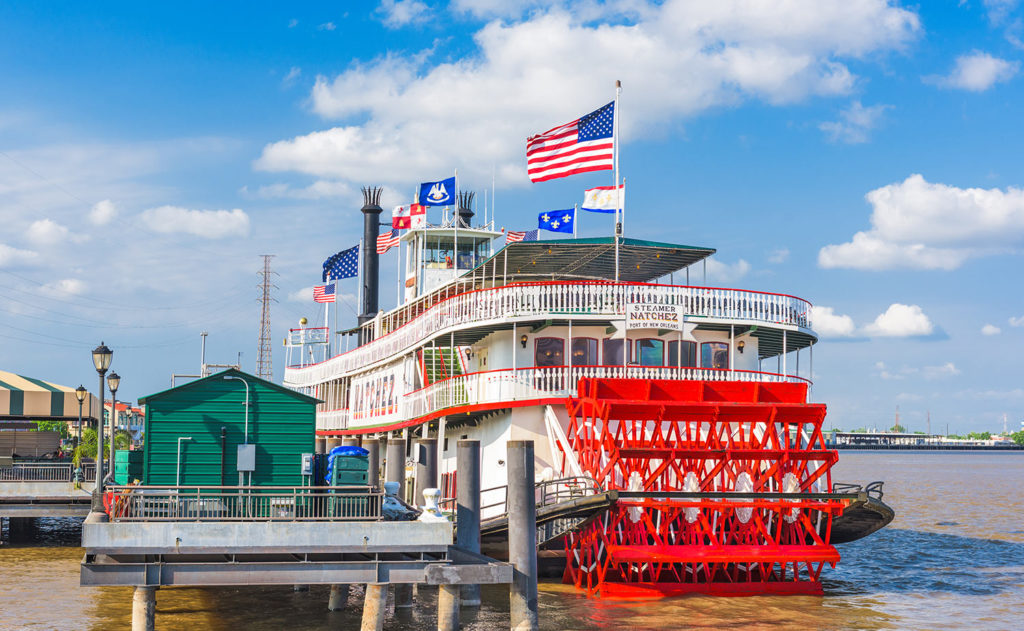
[0,462,95,518]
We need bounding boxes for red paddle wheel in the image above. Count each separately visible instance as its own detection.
[559,377,844,598]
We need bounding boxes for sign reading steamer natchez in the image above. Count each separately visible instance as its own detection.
[625,300,684,331]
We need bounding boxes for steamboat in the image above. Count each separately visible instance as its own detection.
[283,187,893,599]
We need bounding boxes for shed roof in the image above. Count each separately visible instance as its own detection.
[138,368,319,405]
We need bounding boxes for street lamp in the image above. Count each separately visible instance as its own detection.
[106,371,120,482]
[75,385,87,448]
[91,342,112,515]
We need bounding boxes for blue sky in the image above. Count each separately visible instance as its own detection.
[1,1,1022,434]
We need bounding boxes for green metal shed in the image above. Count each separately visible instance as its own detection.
[137,369,319,487]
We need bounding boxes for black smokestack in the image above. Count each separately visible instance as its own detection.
[457,191,475,228]
[359,186,383,343]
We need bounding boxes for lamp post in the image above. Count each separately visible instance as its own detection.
[74,385,87,448]
[106,371,121,483]
[91,342,112,515]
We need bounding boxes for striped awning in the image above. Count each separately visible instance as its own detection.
[0,370,99,420]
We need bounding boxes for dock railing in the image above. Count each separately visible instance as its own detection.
[104,485,384,522]
[0,462,95,482]
[439,475,601,515]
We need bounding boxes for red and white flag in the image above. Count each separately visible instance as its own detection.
[527,101,614,183]
[409,203,426,229]
[392,205,410,229]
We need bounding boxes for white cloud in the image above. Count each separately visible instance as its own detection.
[983,1,1019,26]
[41,278,86,295]
[981,323,1002,335]
[704,258,751,283]
[1010,315,1024,327]
[0,243,38,267]
[257,2,919,186]
[244,180,354,200]
[767,247,789,263]
[288,18,298,28]
[283,66,302,87]
[926,51,1019,91]
[139,206,250,239]
[819,101,889,144]
[819,174,1024,270]
[88,199,117,225]
[377,0,430,28]
[810,305,856,337]
[26,218,73,245]
[862,303,934,337]
[874,361,903,380]
[923,362,961,379]
[318,22,337,31]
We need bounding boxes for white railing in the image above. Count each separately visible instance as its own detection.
[321,366,809,432]
[287,282,813,389]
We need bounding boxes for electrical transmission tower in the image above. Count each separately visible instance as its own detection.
[256,255,278,380]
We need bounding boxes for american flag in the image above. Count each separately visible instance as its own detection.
[527,102,615,183]
[376,228,400,254]
[506,229,539,244]
[313,284,336,303]
[322,244,359,281]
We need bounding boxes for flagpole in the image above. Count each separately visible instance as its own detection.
[573,203,578,238]
[492,164,496,229]
[356,239,363,338]
[453,168,459,282]
[323,297,330,362]
[332,273,338,356]
[614,79,622,282]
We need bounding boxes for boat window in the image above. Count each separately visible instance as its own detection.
[701,342,729,369]
[668,341,697,367]
[535,337,565,367]
[571,337,598,365]
[632,338,664,366]
[602,339,624,365]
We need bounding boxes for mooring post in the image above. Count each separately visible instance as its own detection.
[328,584,349,611]
[507,440,538,631]
[385,437,414,608]
[438,584,461,631]
[361,583,387,631]
[414,437,438,508]
[364,437,381,490]
[457,439,482,606]
[131,586,156,631]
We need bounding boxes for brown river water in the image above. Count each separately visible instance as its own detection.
[2,452,1023,630]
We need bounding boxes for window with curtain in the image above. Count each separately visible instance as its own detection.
[534,337,565,367]
[571,337,598,365]
[668,340,697,367]
[633,338,665,366]
[602,339,624,365]
[701,342,729,369]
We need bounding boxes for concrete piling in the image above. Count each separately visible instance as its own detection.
[131,586,156,631]
[328,584,349,611]
[364,437,381,490]
[507,440,539,631]
[457,439,482,606]
[385,437,414,609]
[360,583,388,631]
[414,437,438,508]
[437,584,461,631]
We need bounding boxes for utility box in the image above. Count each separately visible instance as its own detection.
[237,444,256,472]
[137,369,319,487]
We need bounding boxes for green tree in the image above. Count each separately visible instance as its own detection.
[890,423,906,433]
[1010,430,1024,446]
[966,431,992,440]
[34,420,69,438]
